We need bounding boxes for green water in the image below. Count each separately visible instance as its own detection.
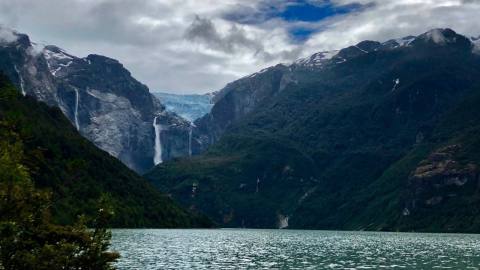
[111,229,480,269]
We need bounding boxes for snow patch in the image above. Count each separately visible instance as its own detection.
[336,56,347,64]
[294,50,339,67]
[246,67,270,78]
[51,67,62,76]
[354,45,368,53]
[392,78,400,92]
[43,48,74,61]
[395,36,415,47]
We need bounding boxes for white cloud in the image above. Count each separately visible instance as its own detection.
[0,0,479,93]
[304,0,480,55]
[0,25,18,43]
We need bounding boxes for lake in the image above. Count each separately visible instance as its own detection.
[110,229,480,269]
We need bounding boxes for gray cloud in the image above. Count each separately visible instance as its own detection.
[0,0,479,94]
[0,26,18,43]
[185,15,299,62]
[185,16,260,54]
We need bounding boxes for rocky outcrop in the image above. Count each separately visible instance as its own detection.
[0,28,191,173]
[404,145,479,215]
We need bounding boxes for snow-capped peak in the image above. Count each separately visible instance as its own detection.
[383,36,416,48]
[43,46,75,61]
[418,28,460,45]
[294,50,339,67]
[42,45,78,76]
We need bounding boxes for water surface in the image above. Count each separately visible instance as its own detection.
[111,229,480,269]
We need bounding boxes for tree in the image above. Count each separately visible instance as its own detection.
[0,121,119,270]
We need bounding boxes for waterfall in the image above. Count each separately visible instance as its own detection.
[153,117,163,165]
[188,126,193,156]
[391,78,400,92]
[14,65,26,96]
[278,214,289,229]
[73,88,80,130]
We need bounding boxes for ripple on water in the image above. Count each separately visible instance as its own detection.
[110,229,480,270]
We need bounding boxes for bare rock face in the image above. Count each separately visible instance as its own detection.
[405,145,479,214]
[0,28,191,173]
[193,64,296,153]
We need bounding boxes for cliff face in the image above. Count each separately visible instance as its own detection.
[409,145,478,200]
[404,144,480,217]
[192,37,418,154]
[193,64,295,153]
[0,29,191,173]
[0,75,212,228]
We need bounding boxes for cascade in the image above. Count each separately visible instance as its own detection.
[188,126,193,156]
[74,88,80,130]
[153,117,163,165]
[14,65,26,96]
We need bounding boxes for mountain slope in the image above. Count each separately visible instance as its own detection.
[0,28,191,173]
[0,74,211,228]
[147,29,480,232]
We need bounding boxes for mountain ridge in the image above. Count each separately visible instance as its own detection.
[0,74,212,228]
[0,27,193,173]
[147,28,480,232]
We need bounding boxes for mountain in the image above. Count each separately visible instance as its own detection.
[0,74,211,228]
[0,27,192,173]
[152,92,214,122]
[146,29,480,232]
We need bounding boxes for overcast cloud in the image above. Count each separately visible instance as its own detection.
[0,0,479,94]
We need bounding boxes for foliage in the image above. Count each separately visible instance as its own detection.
[0,120,119,270]
[148,37,480,231]
[0,74,212,228]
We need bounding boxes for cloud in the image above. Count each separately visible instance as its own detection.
[0,25,18,43]
[0,0,479,93]
[185,16,263,54]
[303,0,480,54]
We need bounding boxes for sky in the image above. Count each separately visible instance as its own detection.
[0,0,479,94]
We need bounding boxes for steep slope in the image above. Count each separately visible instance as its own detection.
[0,74,211,228]
[147,29,480,232]
[193,64,295,153]
[153,92,214,122]
[0,27,191,173]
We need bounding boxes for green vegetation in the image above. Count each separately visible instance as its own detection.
[0,114,118,269]
[147,38,480,231]
[0,74,211,228]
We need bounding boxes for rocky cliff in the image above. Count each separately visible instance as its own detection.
[0,28,192,173]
